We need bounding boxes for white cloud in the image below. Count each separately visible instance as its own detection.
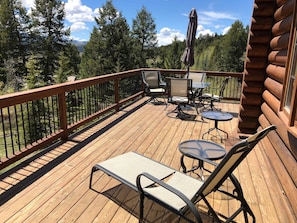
[198,10,238,36]
[64,0,95,23]
[157,27,185,46]
[20,0,96,23]
[69,35,87,42]
[70,21,89,32]
[197,25,215,37]
[200,11,238,21]
[222,26,231,35]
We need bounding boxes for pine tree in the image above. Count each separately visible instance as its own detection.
[25,54,44,89]
[64,43,81,77]
[3,58,19,93]
[0,0,29,85]
[164,36,182,69]
[215,21,248,72]
[131,6,158,68]
[55,51,73,83]
[55,43,80,83]
[80,0,133,77]
[30,0,70,84]
[79,28,103,78]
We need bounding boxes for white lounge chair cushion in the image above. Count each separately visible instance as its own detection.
[144,171,204,210]
[97,152,175,188]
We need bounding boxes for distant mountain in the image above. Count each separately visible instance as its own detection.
[71,40,88,52]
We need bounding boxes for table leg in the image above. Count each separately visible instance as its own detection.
[180,155,187,173]
[216,127,229,138]
[202,122,217,139]
[202,120,228,142]
[198,159,205,181]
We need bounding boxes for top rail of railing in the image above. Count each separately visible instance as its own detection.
[0,68,243,171]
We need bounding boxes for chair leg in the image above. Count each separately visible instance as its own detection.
[200,98,221,111]
[89,166,97,189]
[176,105,191,118]
[202,196,221,222]
[139,192,145,223]
[191,99,199,114]
[148,95,167,106]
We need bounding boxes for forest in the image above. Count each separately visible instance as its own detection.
[0,0,248,95]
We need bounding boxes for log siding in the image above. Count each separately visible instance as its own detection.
[239,0,297,218]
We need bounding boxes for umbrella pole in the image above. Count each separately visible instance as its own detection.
[186,66,190,78]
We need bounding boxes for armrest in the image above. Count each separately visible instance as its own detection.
[159,80,166,88]
[142,79,150,88]
[136,172,202,223]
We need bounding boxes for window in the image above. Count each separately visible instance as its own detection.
[284,21,297,126]
[285,40,297,112]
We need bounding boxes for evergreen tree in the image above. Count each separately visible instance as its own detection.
[3,57,19,93]
[24,54,48,143]
[30,0,70,84]
[215,21,248,72]
[80,0,133,77]
[0,0,30,86]
[131,6,158,68]
[25,54,45,89]
[55,43,81,83]
[64,43,81,77]
[164,36,182,69]
[55,51,73,83]
[79,28,102,78]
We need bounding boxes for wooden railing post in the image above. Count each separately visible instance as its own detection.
[58,92,68,140]
[114,78,120,111]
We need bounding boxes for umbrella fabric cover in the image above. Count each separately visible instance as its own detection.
[181,8,198,71]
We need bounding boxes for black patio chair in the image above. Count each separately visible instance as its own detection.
[166,77,196,118]
[142,70,166,104]
[201,76,231,110]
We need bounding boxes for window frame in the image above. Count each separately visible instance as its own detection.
[283,2,297,127]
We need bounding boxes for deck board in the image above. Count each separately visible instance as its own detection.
[0,97,296,223]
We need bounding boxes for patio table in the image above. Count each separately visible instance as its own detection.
[178,139,226,180]
[201,111,233,142]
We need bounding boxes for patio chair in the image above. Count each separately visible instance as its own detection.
[201,76,231,110]
[89,125,276,223]
[142,70,166,104]
[166,77,197,118]
[186,72,206,82]
[186,72,206,106]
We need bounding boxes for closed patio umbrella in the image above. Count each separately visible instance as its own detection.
[181,8,198,78]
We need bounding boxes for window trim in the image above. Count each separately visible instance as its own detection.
[282,1,297,126]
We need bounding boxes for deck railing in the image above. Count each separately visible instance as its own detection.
[0,68,242,171]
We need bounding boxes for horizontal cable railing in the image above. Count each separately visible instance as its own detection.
[0,68,242,171]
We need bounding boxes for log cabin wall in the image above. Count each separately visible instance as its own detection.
[239,0,275,132]
[239,0,297,217]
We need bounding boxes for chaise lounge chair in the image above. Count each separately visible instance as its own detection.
[89,125,276,223]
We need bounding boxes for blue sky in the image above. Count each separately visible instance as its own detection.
[20,0,254,46]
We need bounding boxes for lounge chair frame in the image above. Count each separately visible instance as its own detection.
[89,125,276,223]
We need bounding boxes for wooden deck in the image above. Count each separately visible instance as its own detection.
[0,97,295,223]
